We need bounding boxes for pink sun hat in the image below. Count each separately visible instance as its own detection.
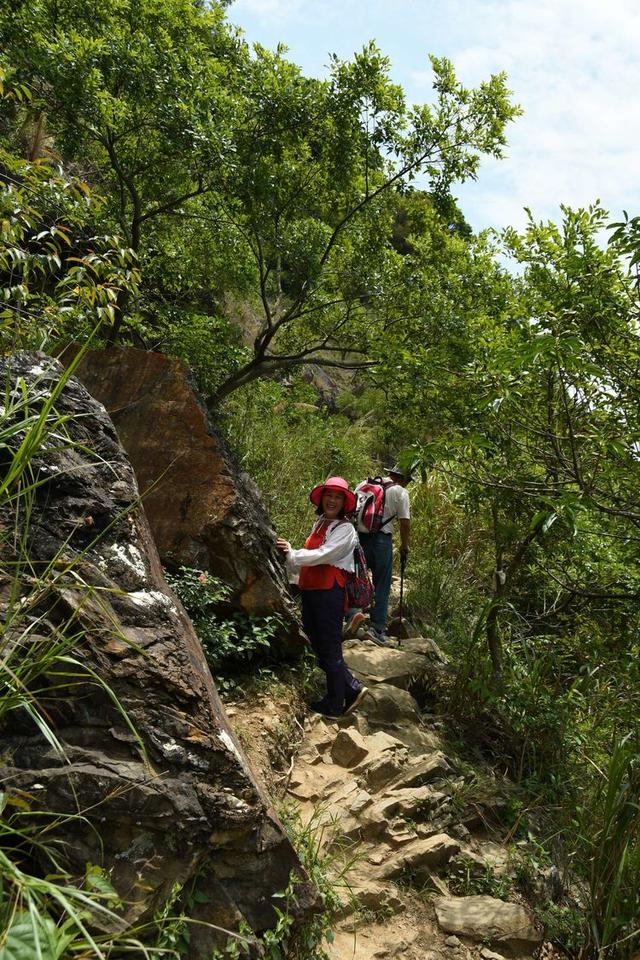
[309,476,357,514]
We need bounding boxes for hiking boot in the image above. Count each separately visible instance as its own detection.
[308,699,344,720]
[343,611,366,639]
[344,685,370,716]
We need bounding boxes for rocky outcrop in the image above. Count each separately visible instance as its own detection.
[0,354,319,948]
[67,346,297,629]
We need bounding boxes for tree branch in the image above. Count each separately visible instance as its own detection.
[137,178,208,226]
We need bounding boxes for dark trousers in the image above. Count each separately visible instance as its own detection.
[359,531,393,632]
[301,583,360,713]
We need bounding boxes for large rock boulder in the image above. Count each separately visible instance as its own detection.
[0,354,319,947]
[357,682,422,727]
[434,896,542,953]
[68,346,295,626]
[343,641,429,690]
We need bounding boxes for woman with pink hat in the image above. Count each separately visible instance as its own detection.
[277,477,369,719]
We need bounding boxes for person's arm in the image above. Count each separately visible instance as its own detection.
[396,487,411,565]
[285,523,357,573]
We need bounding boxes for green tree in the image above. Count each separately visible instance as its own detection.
[1,0,241,252]
[1,0,519,397]
[0,63,139,351]
[1,0,244,342]
[206,48,520,401]
[413,204,640,678]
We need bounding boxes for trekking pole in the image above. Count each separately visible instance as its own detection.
[399,552,406,626]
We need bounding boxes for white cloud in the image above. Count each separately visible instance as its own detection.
[446,0,640,229]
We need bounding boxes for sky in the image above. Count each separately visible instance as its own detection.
[227,0,640,235]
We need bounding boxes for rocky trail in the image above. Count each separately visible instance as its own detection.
[229,630,553,960]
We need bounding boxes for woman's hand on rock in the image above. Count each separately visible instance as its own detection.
[276,537,291,554]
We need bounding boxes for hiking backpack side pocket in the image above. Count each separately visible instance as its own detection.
[345,544,375,609]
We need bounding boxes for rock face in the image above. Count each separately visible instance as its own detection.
[69,346,296,626]
[0,354,318,946]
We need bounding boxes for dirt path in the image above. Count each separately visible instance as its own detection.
[229,634,549,960]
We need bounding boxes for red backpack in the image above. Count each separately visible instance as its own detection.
[354,477,396,534]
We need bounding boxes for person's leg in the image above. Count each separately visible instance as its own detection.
[366,533,393,635]
[310,586,368,713]
[303,590,342,714]
[310,583,350,714]
[303,590,336,684]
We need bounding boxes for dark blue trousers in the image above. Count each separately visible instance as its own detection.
[359,531,393,633]
[301,583,360,713]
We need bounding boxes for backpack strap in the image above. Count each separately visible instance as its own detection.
[377,513,397,532]
[371,477,397,532]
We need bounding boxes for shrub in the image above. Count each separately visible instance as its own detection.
[0,66,139,353]
[164,566,282,686]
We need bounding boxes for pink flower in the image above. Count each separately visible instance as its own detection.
[198,573,208,584]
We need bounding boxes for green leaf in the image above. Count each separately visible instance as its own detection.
[191,890,211,905]
[0,911,73,960]
[529,510,550,532]
[84,863,121,906]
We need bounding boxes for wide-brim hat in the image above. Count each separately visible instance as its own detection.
[385,462,415,482]
[309,476,357,514]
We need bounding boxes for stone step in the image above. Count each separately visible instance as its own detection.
[377,833,461,880]
[343,643,430,690]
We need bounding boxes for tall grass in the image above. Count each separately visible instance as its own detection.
[222,378,376,545]
[576,735,640,960]
[404,474,485,640]
[0,361,125,955]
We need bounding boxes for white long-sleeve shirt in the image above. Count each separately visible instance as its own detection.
[285,519,358,583]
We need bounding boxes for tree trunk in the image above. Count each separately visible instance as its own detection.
[487,504,505,680]
[486,508,546,682]
[487,578,505,680]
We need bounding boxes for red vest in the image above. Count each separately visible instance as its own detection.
[298,520,347,591]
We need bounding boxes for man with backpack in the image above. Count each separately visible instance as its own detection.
[345,463,412,646]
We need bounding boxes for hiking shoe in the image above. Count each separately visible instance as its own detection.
[344,685,370,716]
[343,611,366,639]
[309,699,344,720]
[363,627,391,647]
